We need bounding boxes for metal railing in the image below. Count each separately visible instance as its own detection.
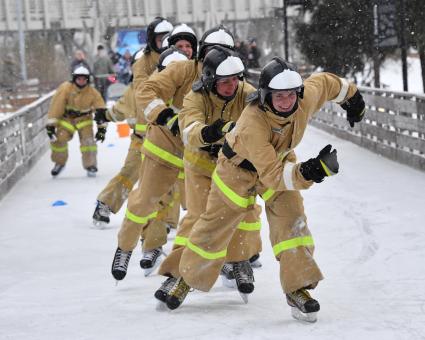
[247,70,425,171]
[0,91,53,200]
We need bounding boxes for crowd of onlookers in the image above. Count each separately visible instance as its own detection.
[235,38,261,69]
[69,44,132,101]
[70,37,262,101]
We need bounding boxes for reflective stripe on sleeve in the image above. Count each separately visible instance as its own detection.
[212,170,255,208]
[261,188,275,202]
[283,162,295,190]
[332,78,350,103]
[135,124,147,133]
[144,99,165,120]
[273,235,314,257]
[182,121,201,146]
[142,139,183,168]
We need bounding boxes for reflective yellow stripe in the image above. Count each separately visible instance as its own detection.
[143,139,183,168]
[261,188,275,202]
[80,145,97,152]
[237,220,261,231]
[186,240,227,260]
[58,120,76,133]
[50,145,68,152]
[135,124,147,133]
[174,236,187,246]
[273,236,314,257]
[212,170,255,208]
[166,114,178,130]
[76,120,93,130]
[320,160,333,176]
[125,208,158,225]
[184,150,216,174]
[178,171,185,179]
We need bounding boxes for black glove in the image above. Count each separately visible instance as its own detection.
[341,90,365,127]
[94,108,109,125]
[46,125,56,142]
[166,114,180,136]
[95,127,107,143]
[201,119,235,144]
[156,108,175,125]
[300,144,339,183]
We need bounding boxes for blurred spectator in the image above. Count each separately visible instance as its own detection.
[247,38,261,69]
[117,50,133,85]
[235,39,249,67]
[93,44,115,101]
[70,50,91,73]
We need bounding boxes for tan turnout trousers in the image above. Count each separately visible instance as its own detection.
[159,165,262,279]
[178,157,323,293]
[50,113,97,168]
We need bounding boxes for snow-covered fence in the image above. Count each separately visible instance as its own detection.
[247,70,425,172]
[0,92,54,200]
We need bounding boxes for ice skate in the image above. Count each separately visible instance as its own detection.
[220,263,236,288]
[111,247,132,281]
[232,260,255,303]
[92,200,111,228]
[286,288,320,323]
[166,277,191,310]
[51,164,65,177]
[249,253,262,268]
[139,247,164,277]
[86,165,98,177]
[154,277,177,310]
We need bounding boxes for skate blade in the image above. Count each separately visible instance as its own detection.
[92,220,107,229]
[239,292,249,304]
[143,255,163,277]
[87,171,97,178]
[115,280,119,286]
[291,307,317,323]
[221,276,237,289]
[155,300,168,311]
[250,260,262,268]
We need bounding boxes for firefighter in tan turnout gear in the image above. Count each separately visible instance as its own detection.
[91,17,173,228]
[45,65,106,177]
[155,46,263,305]
[163,58,366,321]
[92,49,187,236]
[110,25,235,280]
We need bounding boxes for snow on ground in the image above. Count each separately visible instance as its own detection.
[1,125,425,340]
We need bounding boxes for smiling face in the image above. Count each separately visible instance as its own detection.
[216,76,239,98]
[174,39,193,59]
[271,90,297,113]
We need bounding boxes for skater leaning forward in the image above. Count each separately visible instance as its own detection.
[111,23,202,280]
[165,57,366,321]
[156,46,263,304]
[45,65,106,177]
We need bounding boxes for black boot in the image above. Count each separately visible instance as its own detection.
[51,164,65,177]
